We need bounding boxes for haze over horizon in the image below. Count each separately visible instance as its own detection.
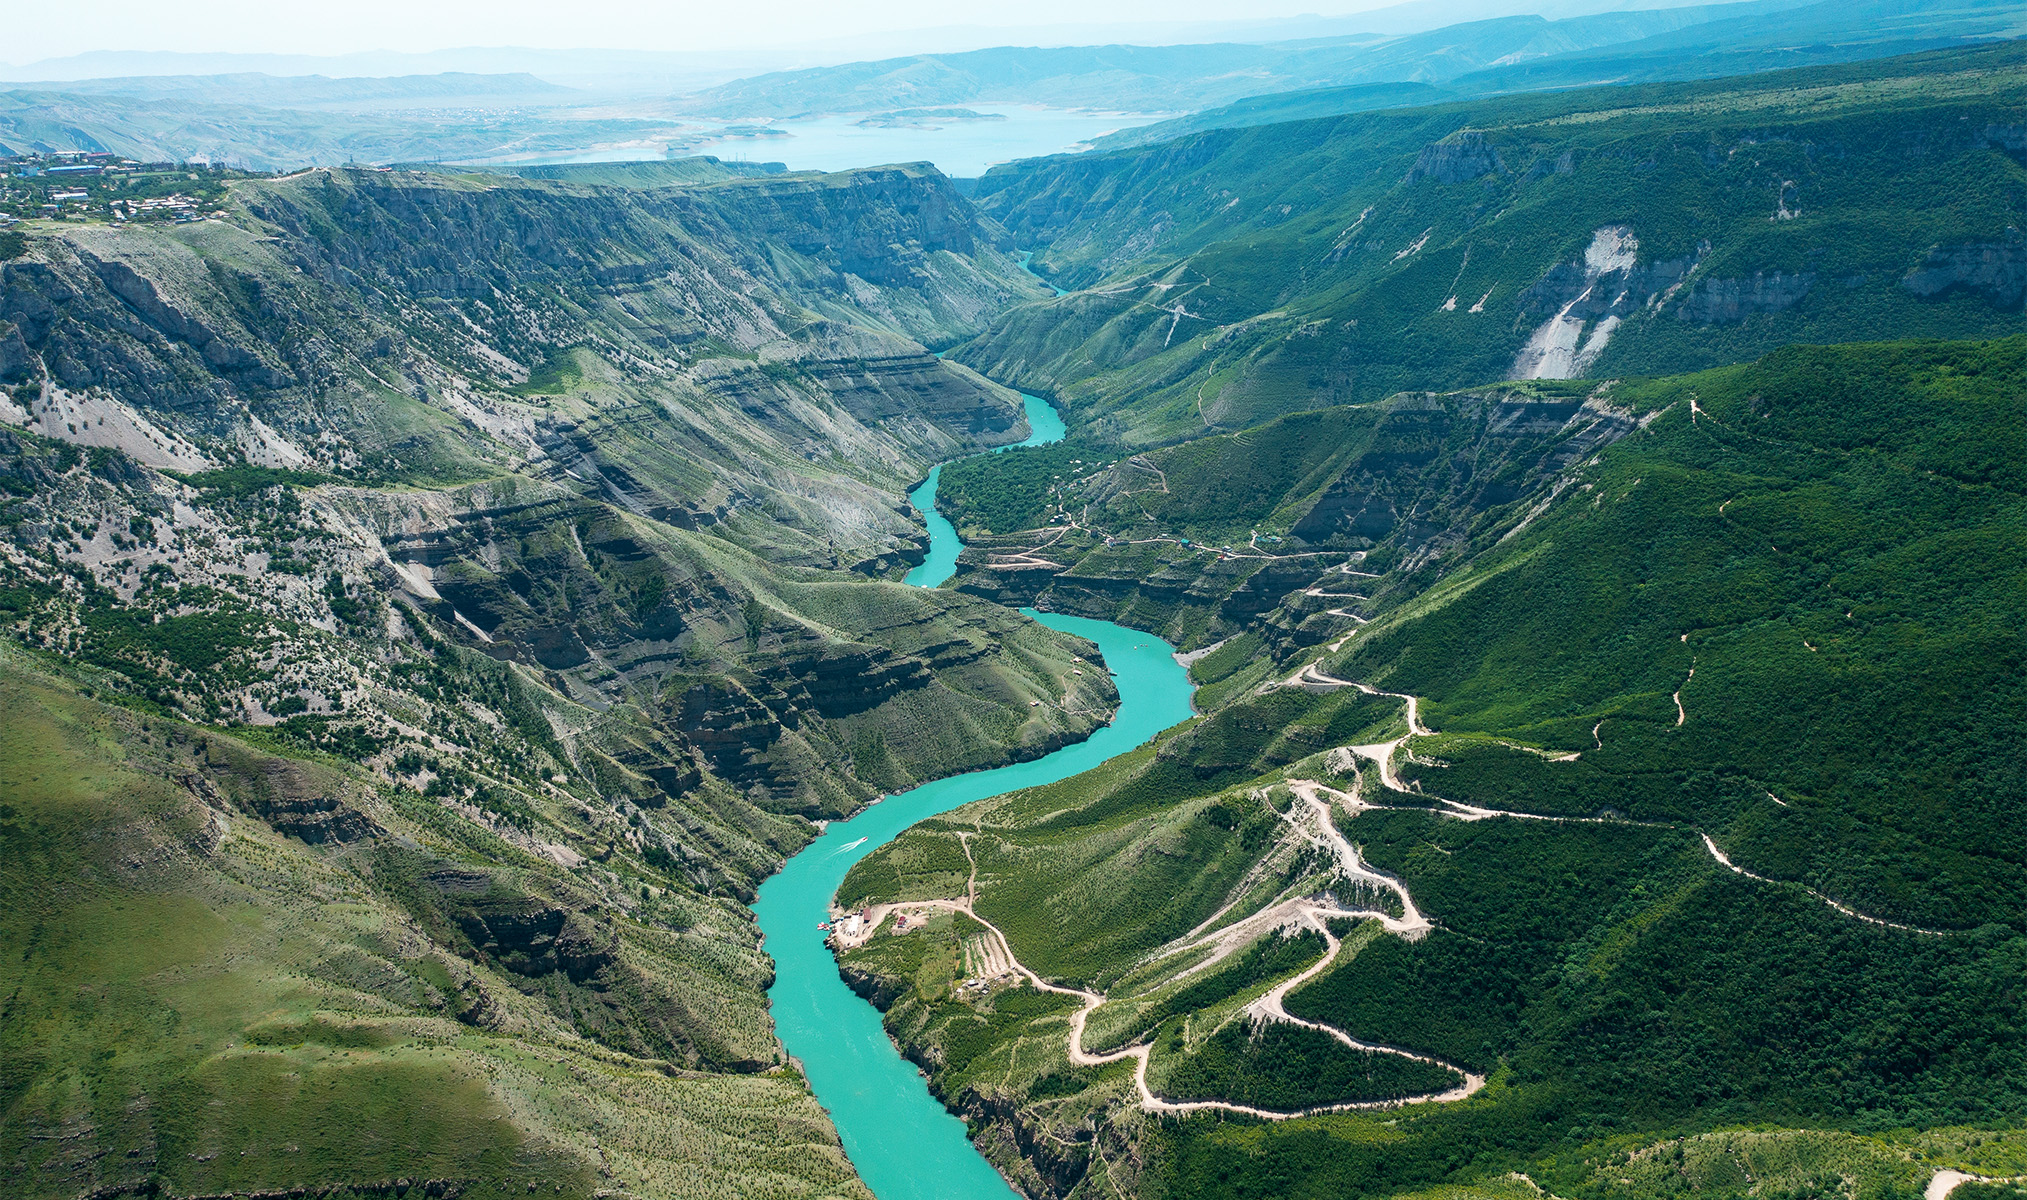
[4,0,1720,79]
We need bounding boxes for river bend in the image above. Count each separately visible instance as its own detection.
[752,394,1192,1200]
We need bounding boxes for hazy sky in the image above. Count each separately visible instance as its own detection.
[7,0,1407,65]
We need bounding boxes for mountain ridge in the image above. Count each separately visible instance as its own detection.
[1,30,2024,1200]
[839,334,2027,1200]
[0,157,1128,1198]
[953,42,2027,445]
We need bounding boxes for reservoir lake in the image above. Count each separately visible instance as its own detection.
[506,105,1168,180]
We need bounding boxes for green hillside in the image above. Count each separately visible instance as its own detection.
[0,646,869,1199]
[0,160,1086,1197]
[956,43,2027,445]
[839,336,2027,1200]
[4,31,2026,1200]
[1084,0,2027,152]
[676,0,2024,122]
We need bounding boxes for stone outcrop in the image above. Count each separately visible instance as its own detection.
[1901,229,2027,309]
[1407,131,1509,185]
[666,164,1013,287]
[451,903,617,984]
[214,756,383,845]
[0,163,1033,463]
[952,386,1638,658]
[0,319,34,383]
[1676,270,1817,322]
[1292,392,1634,545]
[1511,227,1705,379]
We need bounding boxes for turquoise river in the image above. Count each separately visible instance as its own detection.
[751,393,1194,1200]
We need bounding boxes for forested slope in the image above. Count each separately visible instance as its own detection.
[953,43,2027,445]
[837,336,2027,1200]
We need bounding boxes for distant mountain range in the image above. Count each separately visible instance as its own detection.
[1088,0,2027,150]
[20,71,581,111]
[0,88,707,169]
[677,0,2022,119]
[0,0,2018,170]
[671,1,1820,117]
[0,0,1772,90]
[1,25,2023,1200]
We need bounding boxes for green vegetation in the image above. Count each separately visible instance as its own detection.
[0,647,869,1199]
[1287,814,1684,1073]
[1163,686,1401,783]
[1158,1019,1460,1110]
[5,39,2026,1195]
[1089,929,1327,1054]
[841,334,2027,1200]
[170,465,334,498]
[0,157,1100,1197]
[508,345,586,397]
[489,158,785,188]
[959,44,2027,445]
[1347,337,2027,931]
[835,828,973,909]
[936,440,1114,535]
[838,911,1084,1097]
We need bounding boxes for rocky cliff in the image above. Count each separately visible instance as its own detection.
[954,45,2027,444]
[0,161,1092,1199]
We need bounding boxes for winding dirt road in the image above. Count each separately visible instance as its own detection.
[835,822,1482,1119]
[1270,612,1944,936]
[837,612,1947,1126]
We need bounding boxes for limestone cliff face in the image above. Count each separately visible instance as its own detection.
[1902,229,2027,309]
[967,131,1233,285]
[0,157,1128,1177]
[0,159,1110,849]
[666,164,1009,282]
[1676,270,1817,322]
[1406,131,1509,185]
[3,163,1032,424]
[955,59,2027,438]
[1291,392,1635,547]
[951,385,1639,660]
[1,245,272,428]
[1509,227,1703,380]
[0,165,1043,561]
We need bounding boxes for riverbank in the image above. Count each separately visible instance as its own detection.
[752,612,1194,1200]
[755,390,1193,1200]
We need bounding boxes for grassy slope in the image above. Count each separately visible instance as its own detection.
[0,160,1096,1198]
[0,646,868,1200]
[935,391,1588,543]
[1336,336,2027,929]
[829,336,2027,1200]
[930,377,1632,669]
[956,43,2027,446]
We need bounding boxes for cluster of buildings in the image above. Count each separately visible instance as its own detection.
[5,150,126,177]
[0,151,239,227]
[110,194,210,223]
